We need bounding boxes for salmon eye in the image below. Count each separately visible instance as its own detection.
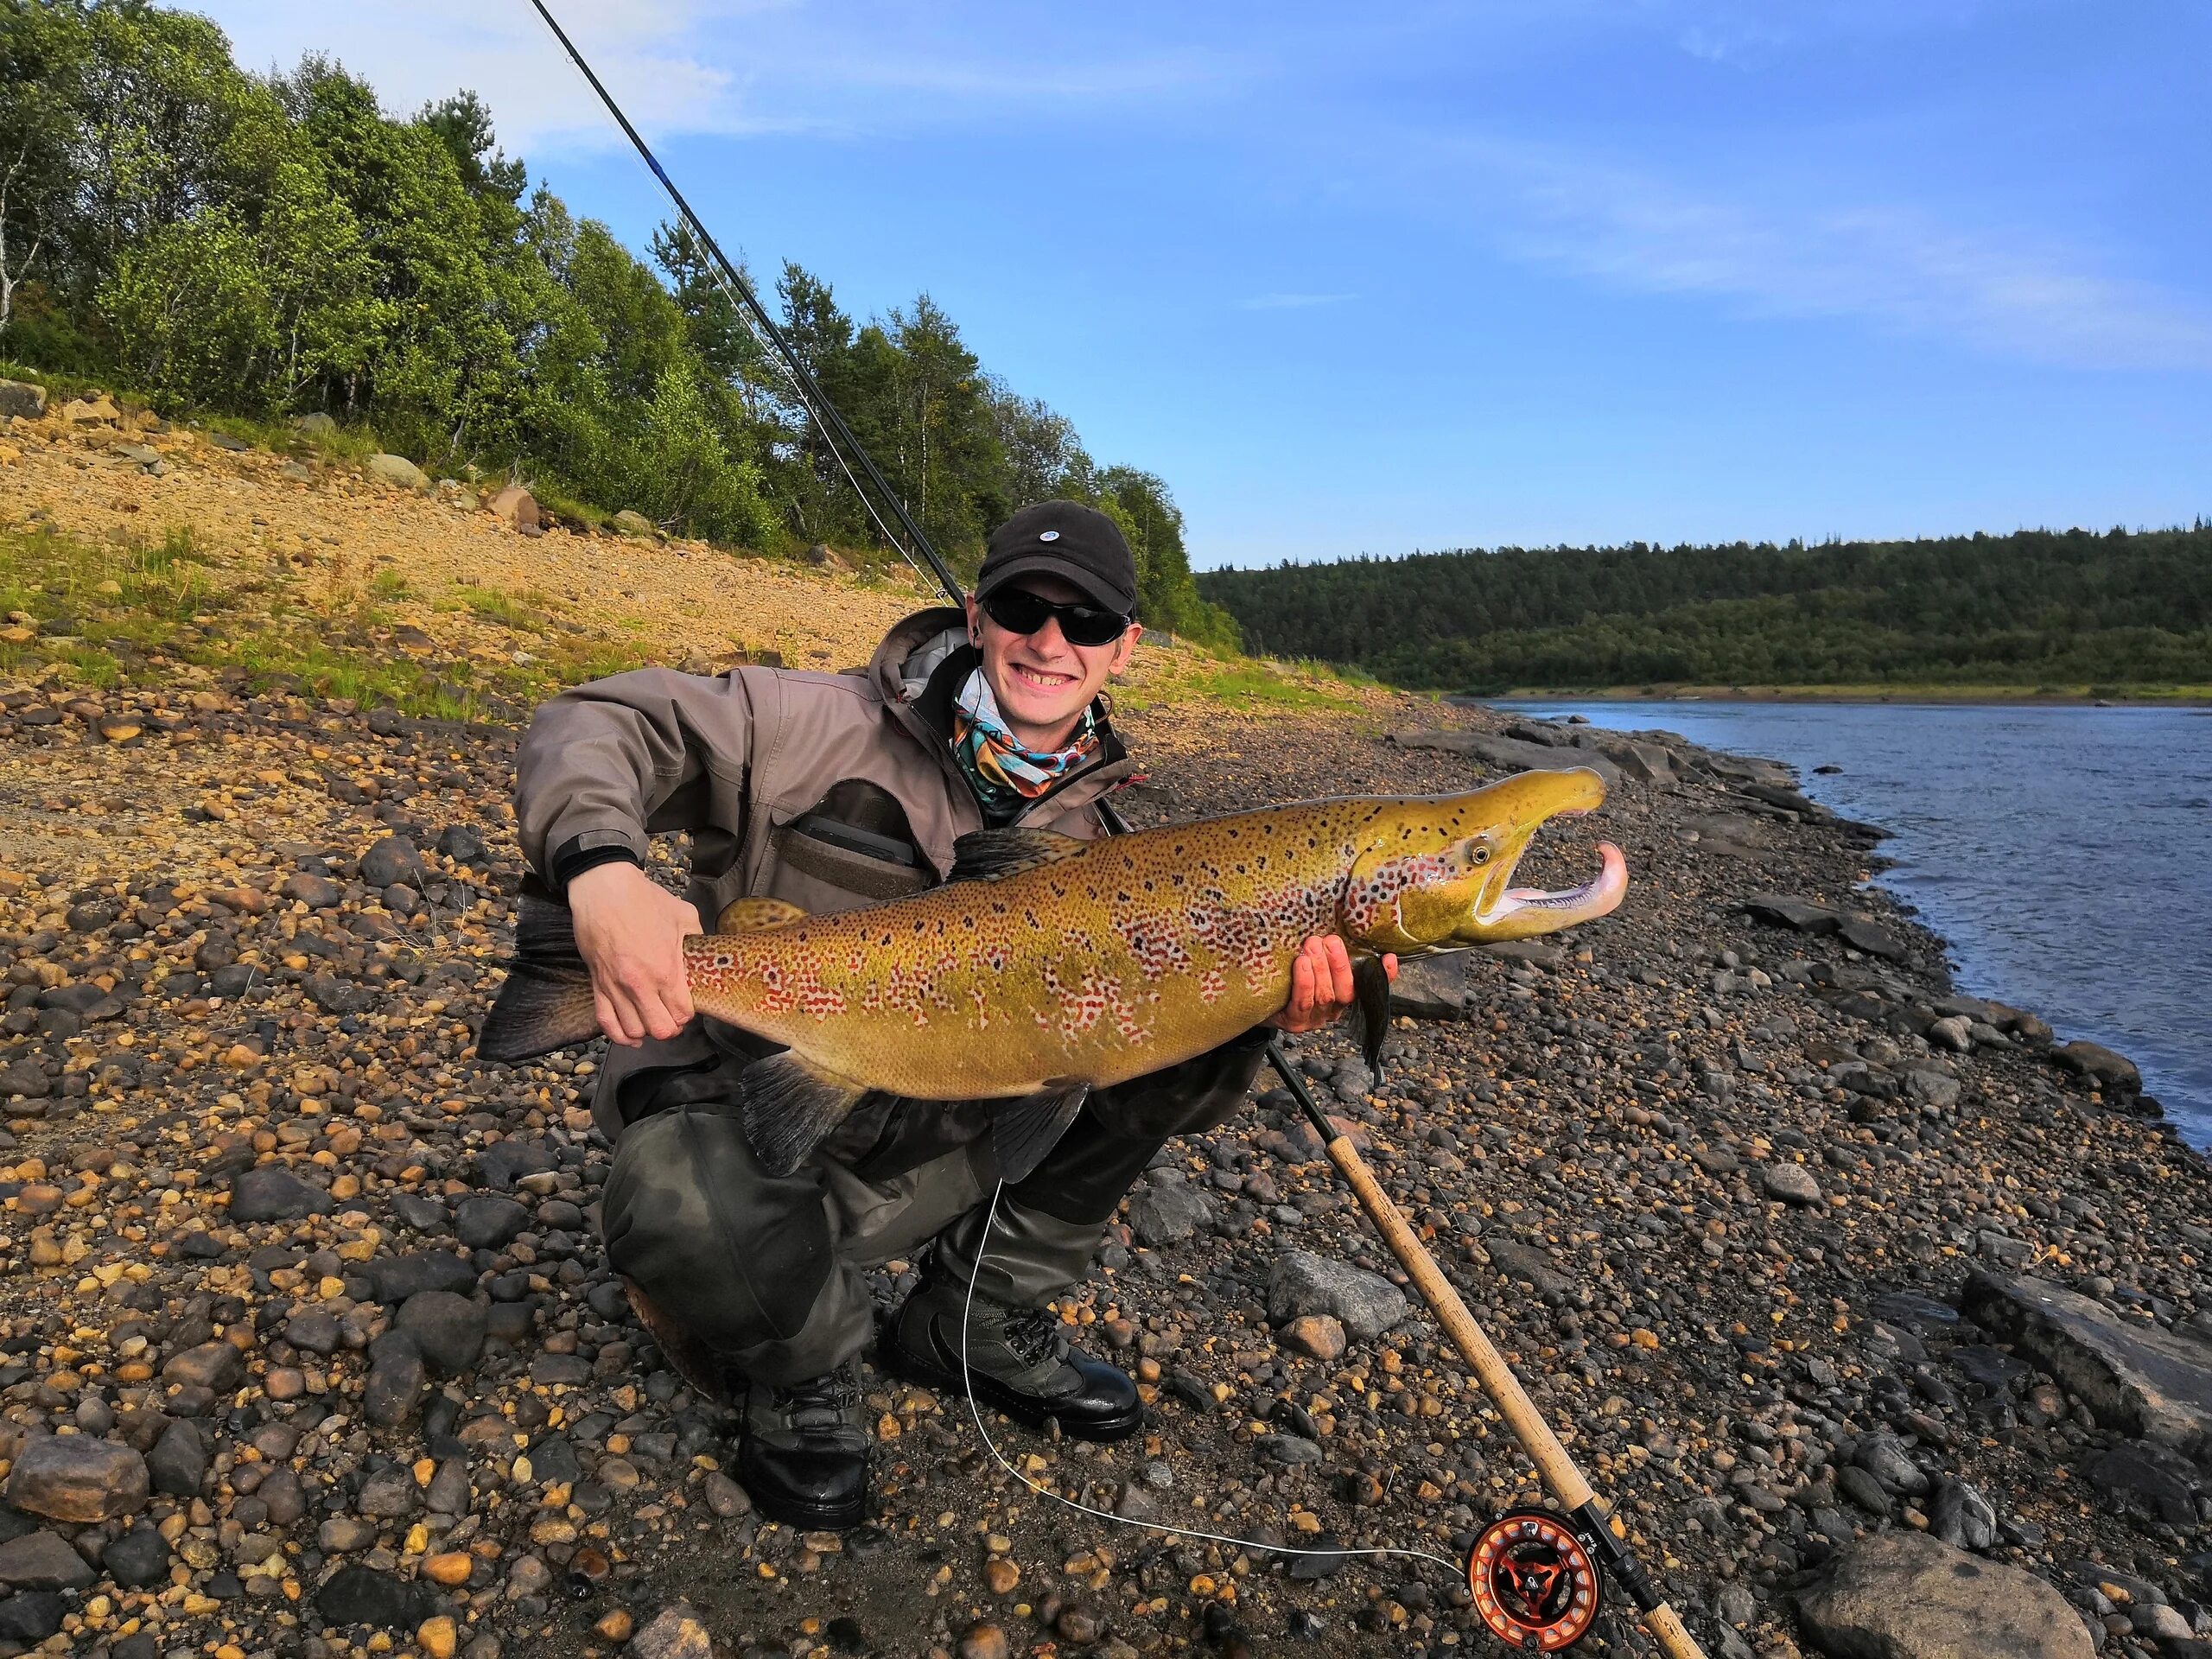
[1471,844,1491,866]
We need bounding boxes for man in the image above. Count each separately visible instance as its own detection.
[513,500,1388,1529]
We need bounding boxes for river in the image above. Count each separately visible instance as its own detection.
[1496,699,2212,1148]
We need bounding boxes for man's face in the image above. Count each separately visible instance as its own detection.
[966,573,1141,748]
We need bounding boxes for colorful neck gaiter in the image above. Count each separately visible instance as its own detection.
[951,666,1099,818]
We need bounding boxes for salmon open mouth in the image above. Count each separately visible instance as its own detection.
[1478,840,1629,928]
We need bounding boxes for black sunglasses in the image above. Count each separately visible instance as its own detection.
[981,588,1132,648]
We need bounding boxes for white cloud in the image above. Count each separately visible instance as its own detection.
[187,0,1235,156]
[1464,141,2212,372]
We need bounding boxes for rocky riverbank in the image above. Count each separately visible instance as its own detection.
[2,652,2210,1659]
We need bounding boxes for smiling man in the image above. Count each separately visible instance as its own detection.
[512,499,1386,1529]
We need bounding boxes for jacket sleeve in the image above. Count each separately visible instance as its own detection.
[1085,1024,1274,1141]
[514,668,761,889]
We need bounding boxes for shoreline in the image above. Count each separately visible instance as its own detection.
[1463,684,2212,709]
[1,684,2207,1658]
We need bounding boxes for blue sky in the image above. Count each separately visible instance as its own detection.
[197,1,2210,569]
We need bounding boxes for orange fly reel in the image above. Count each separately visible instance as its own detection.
[1466,1508,1603,1651]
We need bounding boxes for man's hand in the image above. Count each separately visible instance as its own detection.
[568,861,703,1046]
[1268,936,1397,1034]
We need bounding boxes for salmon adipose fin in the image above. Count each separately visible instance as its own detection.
[991,1081,1092,1184]
[1352,954,1393,1080]
[948,827,1086,882]
[479,892,602,1062]
[738,1052,869,1176]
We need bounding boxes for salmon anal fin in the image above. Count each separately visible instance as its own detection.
[948,827,1087,883]
[717,897,809,932]
[1352,954,1393,1081]
[990,1081,1091,1183]
[736,1053,868,1176]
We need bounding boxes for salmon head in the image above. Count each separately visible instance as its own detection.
[1337,766,1628,956]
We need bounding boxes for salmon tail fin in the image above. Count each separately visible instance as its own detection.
[738,1053,868,1176]
[1353,954,1392,1082]
[479,892,601,1063]
[992,1081,1091,1185]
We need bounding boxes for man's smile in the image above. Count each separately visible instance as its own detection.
[1007,661,1077,691]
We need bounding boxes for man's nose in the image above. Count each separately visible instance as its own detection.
[1030,615,1071,653]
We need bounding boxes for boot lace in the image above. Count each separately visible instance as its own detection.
[771,1365,860,1431]
[999,1306,1068,1370]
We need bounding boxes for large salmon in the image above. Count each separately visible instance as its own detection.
[480,768,1626,1179]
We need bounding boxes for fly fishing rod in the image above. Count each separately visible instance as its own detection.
[530,9,1706,1651]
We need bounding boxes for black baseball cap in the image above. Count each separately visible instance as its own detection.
[976,500,1138,618]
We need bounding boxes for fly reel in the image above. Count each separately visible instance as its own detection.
[1466,1507,1604,1651]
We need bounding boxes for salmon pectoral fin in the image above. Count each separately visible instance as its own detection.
[1353,955,1393,1082]
[478,892,601,1063]
[736,1053,868,1177]
[991,1081,1092,1185]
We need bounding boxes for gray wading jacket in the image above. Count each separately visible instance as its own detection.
[512,607,1271,1173]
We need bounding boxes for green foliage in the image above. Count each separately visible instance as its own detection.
[1198,524,2212,690]
[0,0,1203,576]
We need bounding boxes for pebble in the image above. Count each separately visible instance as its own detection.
[1281,1313,1346,1360]
[3,1434,149,1522]
[396,1289,488,1376]
[315,1563,434,1629]
[1761,1161,1824,1205]
[628,1602,715,1659]
[0,1529,95,1590]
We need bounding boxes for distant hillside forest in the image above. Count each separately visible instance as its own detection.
[0,0,1238,645]
[1198,524,2212,691]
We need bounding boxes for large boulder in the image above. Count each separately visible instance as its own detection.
[1389,955,1468,1020]
[0,379,46,419]
[1126,1175,1212,1246]
[2050,1039,2140,1097]
[1794,1531,2093,1659]
[1961,1268,2212,1457]
[486,484,539,531]
[366,452,429,490]
[1267,1250,1407,1342]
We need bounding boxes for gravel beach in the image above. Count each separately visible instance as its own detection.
[4,675,2209,1659]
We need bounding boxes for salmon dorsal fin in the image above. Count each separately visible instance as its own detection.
[717,897,808,932]
[947,827,1086,883]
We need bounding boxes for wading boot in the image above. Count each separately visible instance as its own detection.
[882,1274,1140,1442]
[735,1359,870,1531]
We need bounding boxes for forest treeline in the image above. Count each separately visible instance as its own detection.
[1198,524,2212,691]
[0,0,1239,645]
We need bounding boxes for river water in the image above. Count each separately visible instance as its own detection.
[1497,700,2212,1147]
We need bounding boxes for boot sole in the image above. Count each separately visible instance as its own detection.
[878,1328,1142,1444]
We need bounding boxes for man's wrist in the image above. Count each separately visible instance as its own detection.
[549,838,644,893]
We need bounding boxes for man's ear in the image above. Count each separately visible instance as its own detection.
[963,594,982,644]
[1110,623,1143,673]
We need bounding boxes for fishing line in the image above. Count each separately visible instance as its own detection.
[957,1180,1463,1580]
